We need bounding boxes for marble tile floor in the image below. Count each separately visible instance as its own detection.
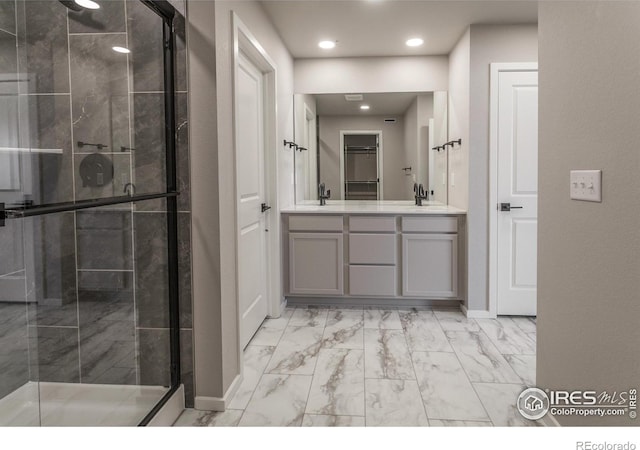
[174,307,539,427]
[0,381,168,426]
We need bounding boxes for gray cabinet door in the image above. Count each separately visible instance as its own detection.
[402,234,458,298]
[289,233,344,295]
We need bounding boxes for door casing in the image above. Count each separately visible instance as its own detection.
[231,14,281,354]
[488,62,538,317]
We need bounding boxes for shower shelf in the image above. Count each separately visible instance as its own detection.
[1,191,179,221]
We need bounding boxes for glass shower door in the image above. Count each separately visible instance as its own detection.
[0,0,180,426]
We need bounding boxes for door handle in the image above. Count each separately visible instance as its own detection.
[261,203,271,213]
[499,202,523,212]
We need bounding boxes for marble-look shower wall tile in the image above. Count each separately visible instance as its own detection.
[79,271,136,385]
[137,328,171,387]
[131,93,165,199]
[176,92,190,211]
[0,29,17,79]
[27,213,78,327]
[129,210,190,328]
[17,1,69,94]
[174,11,187,93]
[134,212,169,328]
[127,0,164,93]
[181,328,194,408]
[0,1,16,35]
[178,213,192,328]
[0,219,24,276]
[69,33,130,154]
[24,94,74,204]
[28,326,80,383]
[68,0,126,34]
[0,304,30,400]
[76,209,133,270]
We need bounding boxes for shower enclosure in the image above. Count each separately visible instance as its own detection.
[0,0,182,426]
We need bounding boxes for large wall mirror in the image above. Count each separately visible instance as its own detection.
[293,91,449,204]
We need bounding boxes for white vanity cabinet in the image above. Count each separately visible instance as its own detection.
[282,208,465,305]
[288,215,344,295]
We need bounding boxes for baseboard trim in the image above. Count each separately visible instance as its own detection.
[460,304,496,319]
[148,385,185,427]
[194,374,242,412]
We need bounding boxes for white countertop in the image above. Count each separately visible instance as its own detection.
[280,200,466,215]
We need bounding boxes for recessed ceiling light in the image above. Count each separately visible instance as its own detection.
[360,105,370,110]
[112,46,131,54]
[74,0,100,9]
[318,40,336,50]
[406,38,424,47]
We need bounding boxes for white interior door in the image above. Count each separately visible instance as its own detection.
[496,69,538,316]
[236,51,269,348]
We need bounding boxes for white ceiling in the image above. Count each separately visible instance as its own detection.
[315,92,429,115]
[261,0,538,58]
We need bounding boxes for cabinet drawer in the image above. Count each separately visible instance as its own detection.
[289,215,343,232]
[402,216,458,233]
[349,234,396,264]
[349,265,396,296]
[349,216,396,233]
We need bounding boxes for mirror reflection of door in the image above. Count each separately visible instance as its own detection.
[341,132,381,200]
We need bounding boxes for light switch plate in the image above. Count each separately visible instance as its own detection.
[570,170,602,202]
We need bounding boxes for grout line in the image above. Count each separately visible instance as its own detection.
[67,32,127,36]
[0,26,16,37]
[64,7,83,387]
[123,0,140,388]
[397,309,431,426]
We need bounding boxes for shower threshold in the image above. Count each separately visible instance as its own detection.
[0,381,168,426]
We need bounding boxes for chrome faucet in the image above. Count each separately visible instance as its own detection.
[414,183,428,206]
[319,183,331,206]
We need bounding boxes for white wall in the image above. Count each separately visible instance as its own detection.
[416,94,433,191]
[293,94,317,202]
[448,25,538,311]
[189,0,294,403]
[295,56,448,94]
[467,25,538,313]
[447,29,470,211]
[318,115,406,200]
[432,91,448,203]
[537,1,640,426]
[403,98,419,198]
